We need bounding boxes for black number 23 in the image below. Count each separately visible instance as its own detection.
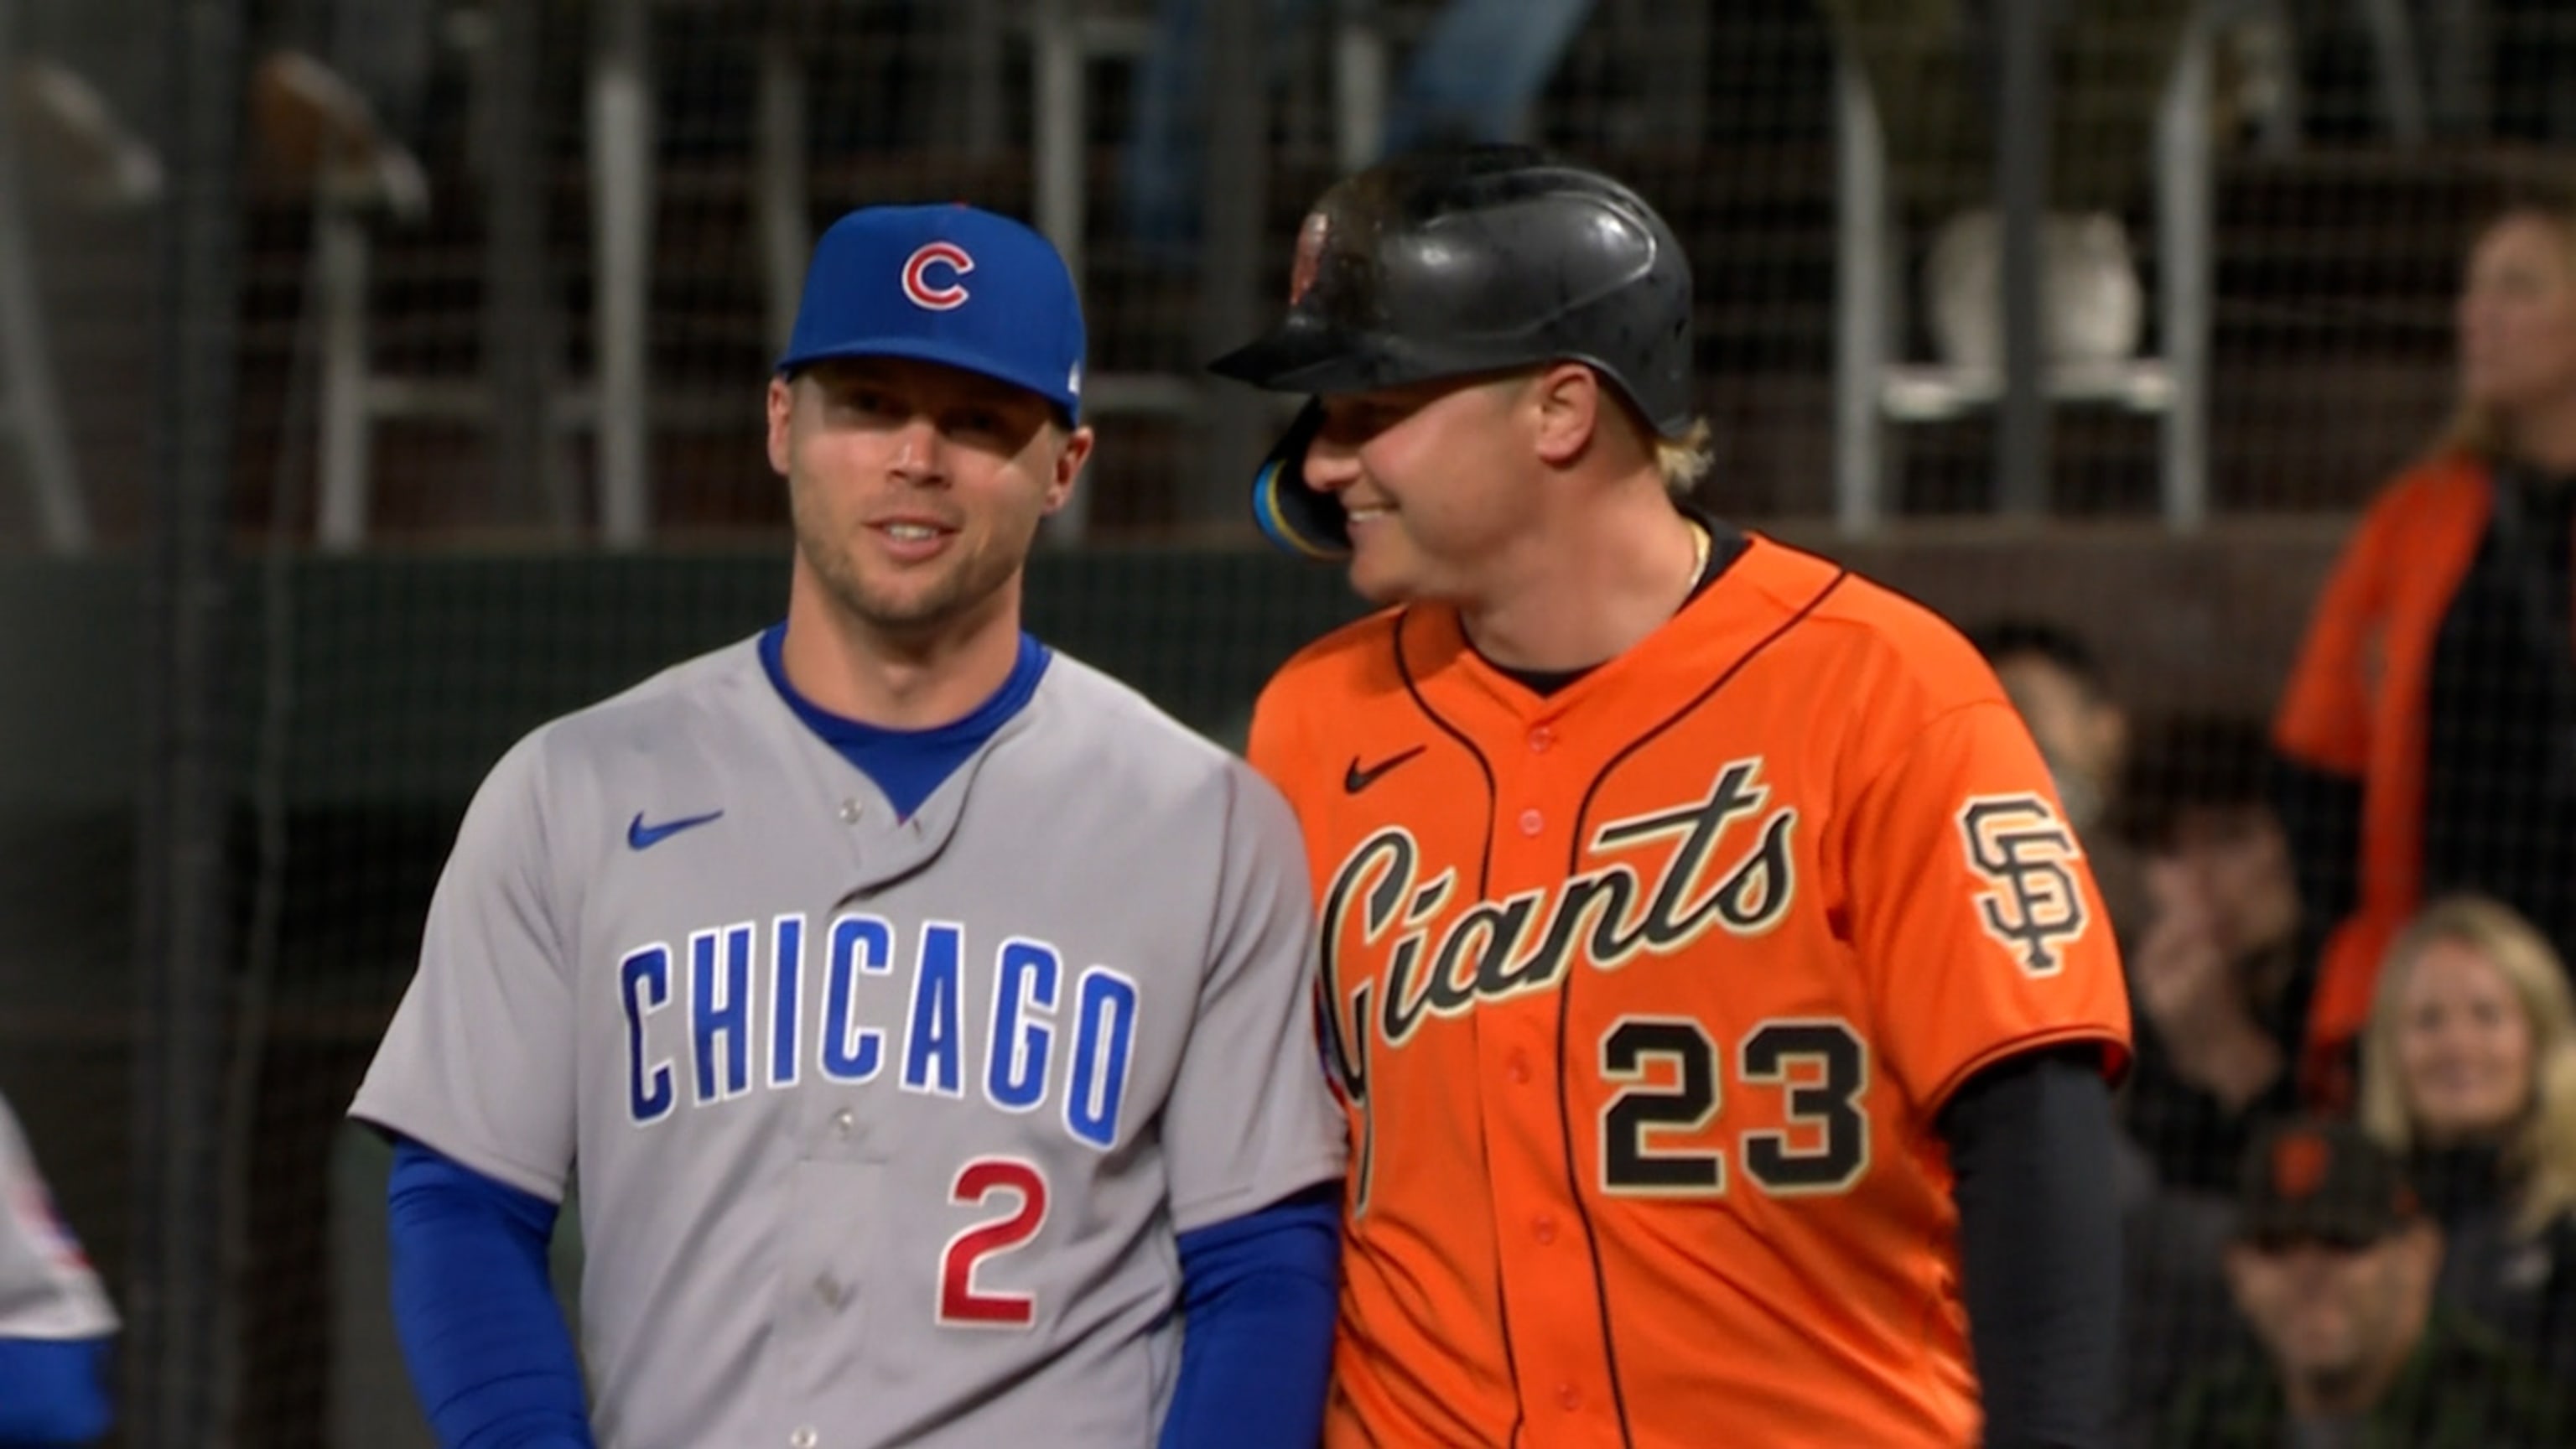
[1599,1018,1869,1197]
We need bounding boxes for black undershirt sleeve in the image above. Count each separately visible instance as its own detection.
[1938,1046,2122,1449]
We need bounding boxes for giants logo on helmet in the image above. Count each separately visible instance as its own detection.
[1287,212,1331,304]
[903,242,975,310]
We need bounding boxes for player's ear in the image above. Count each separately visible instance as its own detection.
[1528,362,1601,468]
[766,375,796,477]
[1041,423,1095,515]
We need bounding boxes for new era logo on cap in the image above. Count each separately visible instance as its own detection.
[776,204,1087,422]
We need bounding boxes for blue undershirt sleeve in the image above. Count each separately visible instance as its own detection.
[386,1138,594,1449]
[0,1334,112,1445]
[1156,1183,1341,1449]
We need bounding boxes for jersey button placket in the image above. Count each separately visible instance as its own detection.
[1488,761,1607,1433]
[1478,1009,1595,1434]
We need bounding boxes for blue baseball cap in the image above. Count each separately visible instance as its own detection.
[776,204,1087,423]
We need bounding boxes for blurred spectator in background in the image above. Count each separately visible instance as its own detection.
[1121,0,1597,260]
[2118,714,2306,1195]
[0,1088,115,1446]
[2110,714,2307,1439]
[7,69,158,214]
[2359,894,2576,1381]
[245,0,441,221]
[2160,1116,2572,1448]
[1968,617,2142,932]
[10,0,437,221]
[6,2,160,212]
[2113,1123,2242,1449]
[1967,618,2130,838]
[2273,194,2576,1108]
[1813,0,2199,374]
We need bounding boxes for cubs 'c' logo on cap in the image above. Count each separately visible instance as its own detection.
[1957,794,2090,977]
[2272,1131,2330,1200]
[902,241,974,311]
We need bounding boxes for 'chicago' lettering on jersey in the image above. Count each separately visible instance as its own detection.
[1316,757,1799,1102]
[617,914,1139,1149]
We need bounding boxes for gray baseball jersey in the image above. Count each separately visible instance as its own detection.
[0,1091,117,1341]
[350,636,1343,1449]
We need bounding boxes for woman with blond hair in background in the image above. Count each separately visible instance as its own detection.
[2275,190,2576,1108]
[2359,894,2576,1380]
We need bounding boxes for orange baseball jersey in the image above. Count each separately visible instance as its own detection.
[1246,532,2132,1448]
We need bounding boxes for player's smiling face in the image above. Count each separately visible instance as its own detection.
[770,356,1090,641]
[1303,373,1543,605]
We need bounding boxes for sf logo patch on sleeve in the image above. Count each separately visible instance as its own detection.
[1955,795,2089,977]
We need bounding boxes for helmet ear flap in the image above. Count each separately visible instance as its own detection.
[1250,399,1350,560]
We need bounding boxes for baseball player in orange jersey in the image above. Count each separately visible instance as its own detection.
[1212,145,2137,1447]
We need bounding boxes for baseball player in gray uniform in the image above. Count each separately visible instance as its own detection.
[0,1088,117,1443]
[351,204,1346,1449]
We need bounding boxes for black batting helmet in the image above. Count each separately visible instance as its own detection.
[1209,144,1696,558]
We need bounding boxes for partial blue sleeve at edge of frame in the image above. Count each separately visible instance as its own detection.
[0,1334,113,1445]
[386,1138,595,1449]
[1157,1182,1342,1449]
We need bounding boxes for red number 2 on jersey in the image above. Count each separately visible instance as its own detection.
[937,1157,1050,1328]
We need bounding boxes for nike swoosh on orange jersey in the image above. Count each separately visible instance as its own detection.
[1343,745,1426,794]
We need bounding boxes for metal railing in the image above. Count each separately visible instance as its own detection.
[1831,8,2215,533]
